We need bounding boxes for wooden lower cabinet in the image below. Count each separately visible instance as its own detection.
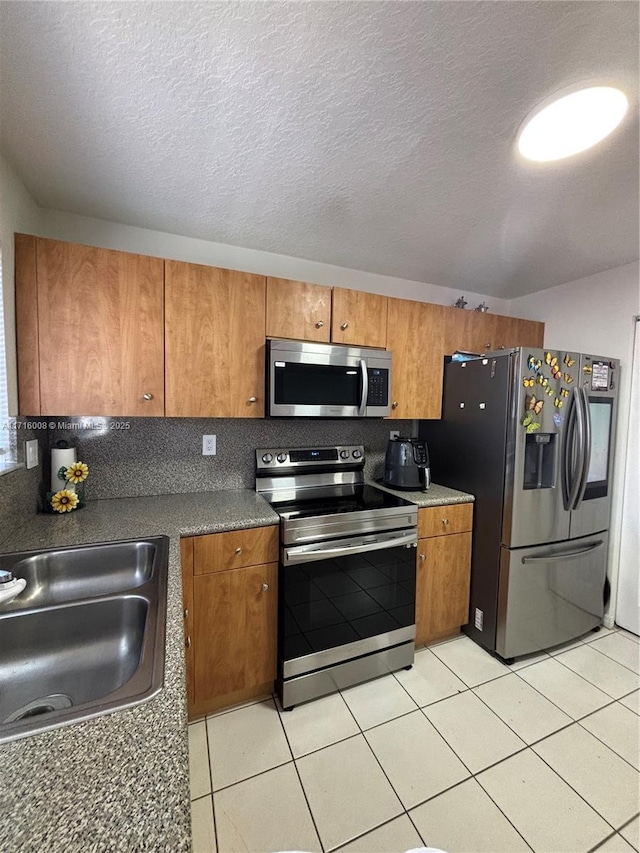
[415,503,473,646]
[192,563,277,716]
[182,528,278,719]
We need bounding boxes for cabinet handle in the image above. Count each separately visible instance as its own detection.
[185,636,191,649]
[485,342,491,350]
[235,547,243,554]
[143,393,154,401]
[419,553,426,562]
[315,320,324,329]
[183,608,189,619]
[340,322,349,330]
[392,401,398,409]
[262,582,269,591]
[248,396,257,403]
[442,518,450,526]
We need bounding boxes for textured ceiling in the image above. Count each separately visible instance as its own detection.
[1,1,638,298]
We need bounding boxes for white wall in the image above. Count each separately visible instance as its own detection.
[38,208,510,312]
[0,153,42,416]
[509,262,640,626]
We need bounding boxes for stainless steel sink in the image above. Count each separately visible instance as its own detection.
[2,540,156,611]
[0,537,168,743]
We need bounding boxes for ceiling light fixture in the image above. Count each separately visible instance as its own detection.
[517,85,628,162]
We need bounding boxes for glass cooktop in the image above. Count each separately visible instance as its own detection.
[272,484,415,520]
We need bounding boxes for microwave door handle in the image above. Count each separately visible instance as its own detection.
[573,388,592,509]
[358,359,368,417]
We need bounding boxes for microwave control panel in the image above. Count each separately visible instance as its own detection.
[367,368,389,406]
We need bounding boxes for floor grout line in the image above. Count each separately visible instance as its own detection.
[187,627,639,853]
[273,698,326,853]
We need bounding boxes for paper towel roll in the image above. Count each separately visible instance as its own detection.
[51,447,77,493]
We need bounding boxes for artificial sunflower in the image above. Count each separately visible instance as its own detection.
[65,462,89,484]
[51,490,79,513]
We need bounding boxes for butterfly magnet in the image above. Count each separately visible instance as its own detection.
[526,395,544,415]
[527,355,542,373]
[564,354,576,368]
[564,373,573,383]
[523,377,535,388]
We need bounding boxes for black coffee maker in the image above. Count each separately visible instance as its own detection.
[383,437,431,491]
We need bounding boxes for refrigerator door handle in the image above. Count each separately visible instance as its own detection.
[573,388,592,509]
[562,388,582,511]
[521,539,605,564]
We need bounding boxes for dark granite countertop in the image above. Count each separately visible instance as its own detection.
[0,490,279,853]
[369,480,475,507]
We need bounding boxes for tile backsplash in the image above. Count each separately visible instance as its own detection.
[46,417,417,500]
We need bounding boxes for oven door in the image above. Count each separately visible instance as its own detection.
[280,529,417,678]
[268,339,391,417]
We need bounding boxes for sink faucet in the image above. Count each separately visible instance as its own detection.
[0,570,27,605]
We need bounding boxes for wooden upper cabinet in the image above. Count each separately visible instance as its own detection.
[492,316,544,350]
[266,277,331,342]
[165,261,266,417]
[30,237,164,416]
[443,307,494,356]
[444,307,544,355]
[386,298,445,419]
[331,288,387,348]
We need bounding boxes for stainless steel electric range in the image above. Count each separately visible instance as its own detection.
[256,445,418,710]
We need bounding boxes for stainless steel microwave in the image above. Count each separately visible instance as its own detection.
[267,339,392,417]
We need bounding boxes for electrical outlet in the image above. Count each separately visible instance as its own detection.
[389,430,400,440]
[202,434,217,456]
[25,439,39,469]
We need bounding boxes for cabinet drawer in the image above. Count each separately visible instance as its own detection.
[418,503,473,539]
[193,526,279,575]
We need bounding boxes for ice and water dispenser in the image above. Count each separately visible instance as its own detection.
[523,433,557,490]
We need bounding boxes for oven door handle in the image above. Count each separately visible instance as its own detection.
[284,531,417,565]
[358,359,368,417]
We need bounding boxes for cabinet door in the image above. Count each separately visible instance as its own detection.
[35,238,164,416]
[193,563,277,710]
[492,316,545,349]
[331,287,387,348]
[386,298,445,419]
[180,538,195,712]
[266,277,331,342]
[165,261,265,417]
[416,532,472,645]
[444,307,495,355]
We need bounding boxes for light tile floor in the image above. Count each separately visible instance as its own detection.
[189,626,640,853]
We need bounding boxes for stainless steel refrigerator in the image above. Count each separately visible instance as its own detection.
[421,347,619,661]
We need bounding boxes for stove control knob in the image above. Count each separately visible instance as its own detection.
[339,450,350,459]
[352,449,362,459]
[276,453,287,463]
[261,453,273,464]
